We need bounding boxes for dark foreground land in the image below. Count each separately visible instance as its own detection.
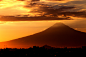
[0,45,86,57]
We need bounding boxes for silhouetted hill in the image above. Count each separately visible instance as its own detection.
[0,23,86,48]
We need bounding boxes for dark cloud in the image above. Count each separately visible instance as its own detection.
[59,6,75,9]
[25,3,75,17]
[68,1,86,4]
[24,3,40,8]
[31,0,40,1]
[60,11,86,18]
[17,0,40,1]
[47,0,64,1]
[23,1,86,18]
[59,0,86,12]
[17,0,25,1]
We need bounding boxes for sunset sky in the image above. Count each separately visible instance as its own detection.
[0,0,86,17]
[0,20,86,42]
[0,0,86,42]
[0,0,86,48]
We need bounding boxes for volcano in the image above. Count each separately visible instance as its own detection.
[0,23,86,48]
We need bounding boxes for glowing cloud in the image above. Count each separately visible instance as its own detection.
[0,0,32,16]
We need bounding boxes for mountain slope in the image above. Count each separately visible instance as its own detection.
[0,23,86,48]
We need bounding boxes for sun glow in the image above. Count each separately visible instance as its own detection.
[58,21,61,22]
[0,0,25,9]
[0,21,59,42]
[0,0,32,16]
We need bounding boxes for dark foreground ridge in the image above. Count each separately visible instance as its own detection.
[0,22,86,48]
[0,45,86,57]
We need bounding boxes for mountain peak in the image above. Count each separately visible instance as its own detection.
[50,22,68,28]
[0,22,86,48]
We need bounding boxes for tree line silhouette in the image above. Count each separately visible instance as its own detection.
[0,45,86,57]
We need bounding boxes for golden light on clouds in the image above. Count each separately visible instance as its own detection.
[0,0,32,16]
[0,0,85,17]
[0,0,25,9]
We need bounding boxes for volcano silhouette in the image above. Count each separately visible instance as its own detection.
[0,23,86,48]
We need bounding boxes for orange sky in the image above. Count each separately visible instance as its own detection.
[0,20,86,42]
[0,21,58,42]
[0,0,86,42]
[0,0,85,17]
[0,0,86,49]
[0,0,80,16]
